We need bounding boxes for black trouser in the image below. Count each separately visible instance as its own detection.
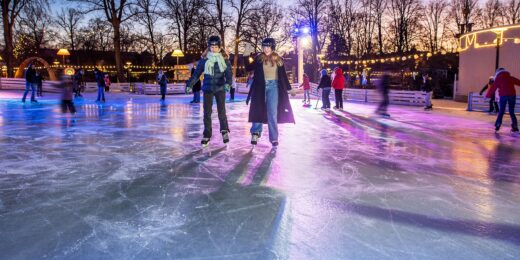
[230,87,235,100]
[203,90,229,138]
[334,89,343,109]
[61,100,76,114]
[160,84,167,100]
[377,91,389,113]
[489,94,499,113]
[37,84,43,96]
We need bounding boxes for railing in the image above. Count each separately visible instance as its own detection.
[309,84,427,106]
[468,92,520,112]
[0,78,62,92]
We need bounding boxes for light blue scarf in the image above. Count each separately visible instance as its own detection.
[205,52,227,76]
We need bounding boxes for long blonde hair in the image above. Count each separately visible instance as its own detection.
[258,52,283,67]
[202,48,229,59]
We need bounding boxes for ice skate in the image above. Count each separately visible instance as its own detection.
[201,137,210,148]
[512,127,519,135]
[271,141,279,153]
[251,133,260,149]
[495,125,501,133]
[221,130,229,144]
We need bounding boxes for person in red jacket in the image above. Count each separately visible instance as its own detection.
[486,68,520,133]
[299,73,311,106]
[332,67,345,110]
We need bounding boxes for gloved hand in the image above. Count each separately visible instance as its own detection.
[185,84,191,95]
[224,84,231,93]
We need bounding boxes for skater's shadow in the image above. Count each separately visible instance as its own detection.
[488,140,520,184]
[225,148,277,186]
[341,202,520,245]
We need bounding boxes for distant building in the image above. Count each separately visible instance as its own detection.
[457,24,520,101]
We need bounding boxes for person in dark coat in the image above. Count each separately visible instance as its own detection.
[73,69,85,98]
[376,71,391,117]
[317,69,331,110]
[157,70,168,101]
[186,35,233,146]
[246,38,295,147]
[189,61,201,103]
[421,73,433,110]
[22,63,37,103]
[35,71,43,97]
[94,68,106,102]
[480,76,499,114]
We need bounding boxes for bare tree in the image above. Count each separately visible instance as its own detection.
[242,1,284,52]
[424,0,448,53]
[163,0,204,52]
[326,0,357,56]
[188,12,215,52]
[451,0,480,34]
[292,0,329,66]
[72,0,136,82]
[17,1,54,52]
[503,0,520,24]
[76,17,113,52]
[1,0,31,76]
[205,0,232,48]
[228,0,260,77]
[481,0,503,28]
[56,8,84,51]
[372,0,387,54]
[134,0,161,64]
[388,0,422,53]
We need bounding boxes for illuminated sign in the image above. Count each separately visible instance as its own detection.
[64,67,75,76]
[459,24,520,52]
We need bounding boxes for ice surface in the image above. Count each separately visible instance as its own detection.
[0,91,519,259]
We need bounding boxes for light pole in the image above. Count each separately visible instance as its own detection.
[57,48,70,65]
[292,25,311,84]
[172,50,184,83]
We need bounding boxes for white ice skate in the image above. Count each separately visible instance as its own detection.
[251,133,260,149]
[201,137,210,148]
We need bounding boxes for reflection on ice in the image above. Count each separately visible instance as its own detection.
[0,91,519,259]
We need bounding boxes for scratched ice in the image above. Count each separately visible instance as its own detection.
[0,90,519,259]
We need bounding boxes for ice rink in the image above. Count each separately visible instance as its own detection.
[0,91,519,259]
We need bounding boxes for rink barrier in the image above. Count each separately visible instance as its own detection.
[0,78,62,93]
[309,84,427,106]
[468,92,520,112]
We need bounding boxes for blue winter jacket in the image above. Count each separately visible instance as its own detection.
[187,57,232,93]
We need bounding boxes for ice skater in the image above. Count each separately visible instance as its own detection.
[376,71,391,117]
[189,61,201,103]
[35,71,43,97]
[246,38,295,148]
[157,70,168,101]
[300,73,311,106]
[104,74,111,92]
[186,35,233,147]
[21,63,37,103]
[60,74,76,114]
[486,68,520,133]
[317,69,332,110]
[421,73,433,110]
[94,68,106,102]
[332,67,345,110]
[480,76,499,114]
[73,69,84,98]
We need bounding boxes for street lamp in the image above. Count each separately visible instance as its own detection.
[57,48,70,64]
[171,50,184,83]
[292,24,311,84]
[171,49,184,65]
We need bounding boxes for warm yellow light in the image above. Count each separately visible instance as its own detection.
[300,37,311,48]
[426,53,432,57]
[414,54,419,59]
[402,56,407,61]
[171,49,184,57]
[248,56,254,63]
[57,49,70,56]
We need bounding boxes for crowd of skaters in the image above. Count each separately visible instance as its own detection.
[18,37,520,145]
